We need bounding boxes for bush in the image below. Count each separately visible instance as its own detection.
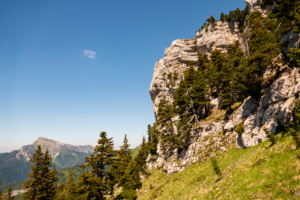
[290,128,300,149]
[116,189,137,200]
[235,122,244,137]
[211,157,222,177]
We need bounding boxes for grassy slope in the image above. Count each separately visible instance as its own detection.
[138,134,300,199]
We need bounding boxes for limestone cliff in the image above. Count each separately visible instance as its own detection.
[150,21,241,117]
[147,0,300,173]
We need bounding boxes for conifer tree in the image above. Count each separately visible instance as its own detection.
[22,145,58,200]
[191,70,209,119]
[118,160,141,200]
[81,131,116,200]
[107,134,132,194]
[134,136,148,168]
[197,54,208,72]
[55,170,77,200]
[76,172,102,200]
[220,13,225,22]
[147,124,158,155]
[7,186,14,200]
[288,42,300,67]
[200,22,207,30]
[157,97,174,125]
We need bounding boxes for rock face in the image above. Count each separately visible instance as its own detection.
[196,21,240,57]
[280,28,300,55]
[147,0,300,173]
[16,137,94,161]
[235,67,300,149]
[149,38,198,116]
[149,22,241,116]
[245,0,274,17]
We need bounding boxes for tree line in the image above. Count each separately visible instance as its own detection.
[0,131,155,200]
[200,5,249,32]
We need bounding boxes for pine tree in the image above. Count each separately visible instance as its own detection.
[191,70,209,119]
[107,134,132,195]
[76,172,102,200]
[219,61,234,109]
[7,186,14,200]
[206,16,215,24]
[288,42,300,67]
[220,13,225,22]
[157,97,174,125]
[22,145,59,200]
[147,124,158,155]
[57,170,77,200]
[201,22,207,30]
[81,131,116,200]
[135,136,148,168]
[118,160,142,200]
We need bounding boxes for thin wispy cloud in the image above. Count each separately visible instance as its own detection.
[83,49,96,59]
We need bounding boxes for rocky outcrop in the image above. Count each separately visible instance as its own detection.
[149,39,198,116]
[149,22,242,116]
[235,66,300,149]
[16,137,94,161]
[196,21,240,56]
[280,28,300,55]
[245,0,275,17]
[147,0,300,173]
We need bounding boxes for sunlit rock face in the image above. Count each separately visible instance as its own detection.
[147,0,300,173]
[149,38,198,116]
[245,0,275,17]
[196,21,240,57]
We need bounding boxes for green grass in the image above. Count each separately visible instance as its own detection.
[138,134,300,199]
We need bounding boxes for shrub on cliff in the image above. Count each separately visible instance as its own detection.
[235,122,244,137]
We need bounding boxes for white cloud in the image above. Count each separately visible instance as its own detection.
[83,49,96,59]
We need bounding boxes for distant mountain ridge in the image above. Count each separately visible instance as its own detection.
[0,137,94,188]
[16,137,93,161]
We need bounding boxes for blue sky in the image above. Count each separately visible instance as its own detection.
[0,0,246,152]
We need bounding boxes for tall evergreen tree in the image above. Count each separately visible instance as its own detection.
[81,131,116,200]
[55,170,77,200]
[220,13,225,22]
[157,97,174,125]
[134,136,148,168]
[147,124,158,155]
[288,42,300,67]
[76,172,102,200]
[107,134,132,195]
[118,160,141,200]
[7,186,14,200]
[22,145,59,200]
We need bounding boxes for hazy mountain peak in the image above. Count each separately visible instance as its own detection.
[16,137,94,161]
